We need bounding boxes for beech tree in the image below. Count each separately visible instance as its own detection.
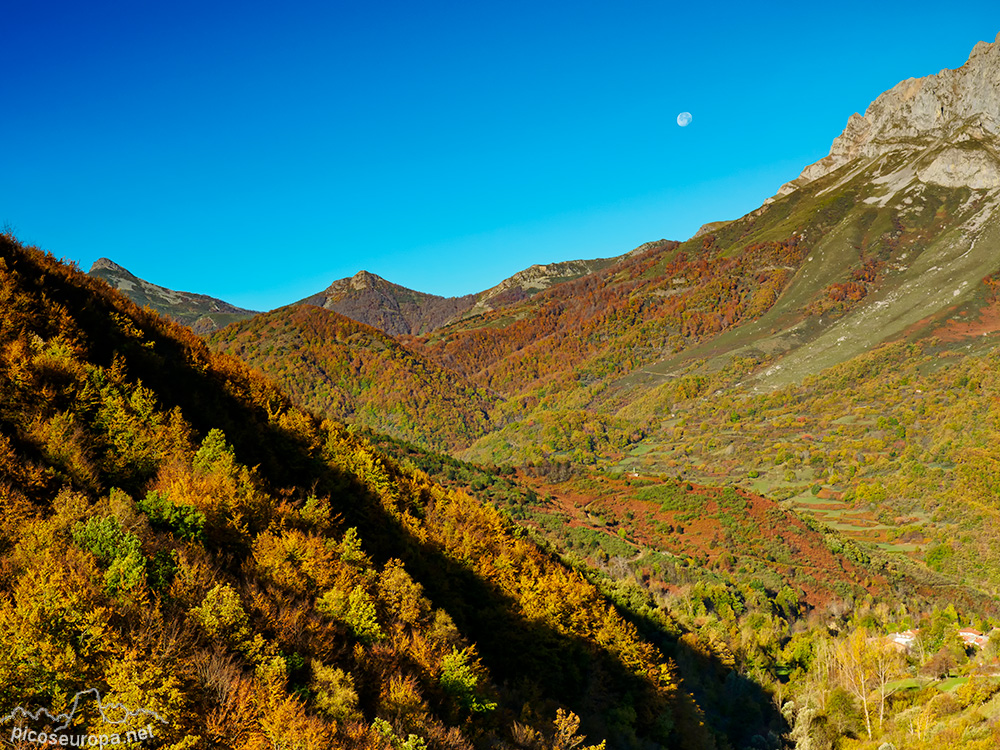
[833,627,902,739]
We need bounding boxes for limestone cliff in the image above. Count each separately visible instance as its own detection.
[777,31,1000,197]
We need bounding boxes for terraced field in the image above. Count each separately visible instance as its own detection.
[610,437,930,557]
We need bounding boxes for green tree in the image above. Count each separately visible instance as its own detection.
[317,585,384,644]
[71,515,146,594]
[833,627,902,739]
[439,647,496,714]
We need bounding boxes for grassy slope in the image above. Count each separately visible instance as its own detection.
[612,338,1000,591]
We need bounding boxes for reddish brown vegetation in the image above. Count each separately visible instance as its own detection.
[405,239,806,398]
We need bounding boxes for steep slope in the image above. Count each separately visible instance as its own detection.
[0,233,742,750]
[406,236,801,415]
[462,255,622,319]
[681,29,1000,390]
[208,305,497,452]
[88,258,258,333]
[299,270,478,335]
[299,255,627,337]
[398,33,1000,467]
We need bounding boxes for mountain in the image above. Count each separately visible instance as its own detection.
[2,232,757,750]
[88,258,257,334]
[462,255,625,319]
[207,304,497,452]
[298,270,479,336]
[775,31,1000,198]
[404,235,801,420]
[698,28,1000,391]
[299,254,628,337]
[410,31,1000,436]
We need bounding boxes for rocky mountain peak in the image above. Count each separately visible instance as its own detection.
[89,257,133,275]
[778,31,1000,197]
[350,270,379,290]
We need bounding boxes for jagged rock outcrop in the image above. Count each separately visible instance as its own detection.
[776,31,1000,197]
[466,255,621,317]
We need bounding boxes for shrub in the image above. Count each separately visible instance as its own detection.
[928,691,959,719]
[925,543,953,572]
[192,583,250,644]
[193,428,234,473]
[72,515,139,563]
[148,549,178,591]
[310,661,360,721]
[317,585,384,643]
[955,675,1000,708]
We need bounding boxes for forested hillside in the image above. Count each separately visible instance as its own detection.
[0,234,736,749]
[365,436,1000,750]
[404,237,802,400]
[207,305,496,452]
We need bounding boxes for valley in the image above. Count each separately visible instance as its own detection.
[9,25,1000,750]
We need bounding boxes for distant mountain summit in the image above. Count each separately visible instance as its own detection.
[298,253,631,336]
[89,257,129,274]
[88,258,257,333]
[298,270,477,336]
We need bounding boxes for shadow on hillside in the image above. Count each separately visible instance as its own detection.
[21,240,787,750]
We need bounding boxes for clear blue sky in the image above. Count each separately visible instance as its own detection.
[3,1,997,310]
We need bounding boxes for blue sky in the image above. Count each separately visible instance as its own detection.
[3,1,998,310]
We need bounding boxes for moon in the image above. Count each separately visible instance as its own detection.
[677,112,692,127]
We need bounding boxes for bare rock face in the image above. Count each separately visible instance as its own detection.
[778,31,1000,196]
[917,146,1000,189]
[89,257,130,274]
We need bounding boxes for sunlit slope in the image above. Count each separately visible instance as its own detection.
[0,234,730,750]
[207,304,497,452]
[411,139,999,458]
[88,257,258,333]
[612,336,1000,592]
[633,140,1000,391]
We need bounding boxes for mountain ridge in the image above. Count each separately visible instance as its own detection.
[297,269,478,336]
[775,30,1000,200]
[88,257,258,334]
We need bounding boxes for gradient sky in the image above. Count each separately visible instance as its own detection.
[3,1,998,311]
